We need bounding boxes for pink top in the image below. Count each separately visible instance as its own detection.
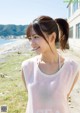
[21,55,79,113]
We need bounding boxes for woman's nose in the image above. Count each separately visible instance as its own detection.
[30,38,36,46]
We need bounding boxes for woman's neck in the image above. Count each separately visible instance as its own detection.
[40,50,59,64]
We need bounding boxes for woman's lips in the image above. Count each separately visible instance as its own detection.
[32,47,40,51]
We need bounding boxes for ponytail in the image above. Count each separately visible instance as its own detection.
[55,18,69,50]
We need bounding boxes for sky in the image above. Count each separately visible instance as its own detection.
[0,0,68,25]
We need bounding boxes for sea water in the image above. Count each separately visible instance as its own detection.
[0,39,15,45]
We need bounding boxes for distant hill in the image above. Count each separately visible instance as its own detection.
[0,25,28,36]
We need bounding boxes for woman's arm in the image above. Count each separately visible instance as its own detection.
[21,69,28,92]
[67,72,79,98]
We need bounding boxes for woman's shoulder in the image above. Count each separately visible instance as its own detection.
[65,58,78,65]
[64,58,80,71]
[21,55,39,67]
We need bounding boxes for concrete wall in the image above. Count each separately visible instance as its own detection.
[68,12,80,39]
[69,39,80,56]
[67,2,80,54]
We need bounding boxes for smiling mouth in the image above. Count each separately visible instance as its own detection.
[32,47,40,51]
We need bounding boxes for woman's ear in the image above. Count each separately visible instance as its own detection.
[49,32,56,43]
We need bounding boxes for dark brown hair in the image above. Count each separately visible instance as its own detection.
[26,16,69,50]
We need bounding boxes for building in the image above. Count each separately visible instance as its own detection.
[67,0,80,54]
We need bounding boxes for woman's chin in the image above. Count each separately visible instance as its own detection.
[35,50,41,54]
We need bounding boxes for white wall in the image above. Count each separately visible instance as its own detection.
[68,8,80,37]
[68,3,80,52]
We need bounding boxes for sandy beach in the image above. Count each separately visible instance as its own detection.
[0,39,80,113]
[0,39,31,55]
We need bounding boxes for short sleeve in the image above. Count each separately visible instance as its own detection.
[21,59,34,87]
[66,60,80,95]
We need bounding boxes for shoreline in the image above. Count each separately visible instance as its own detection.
[0,39,31,55]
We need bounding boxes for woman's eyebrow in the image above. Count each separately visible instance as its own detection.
[31,34,39,37]
[31,34,36,37]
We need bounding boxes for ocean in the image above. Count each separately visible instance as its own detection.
[0,39,16,45]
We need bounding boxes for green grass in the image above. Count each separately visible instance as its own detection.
[0,51,36,113]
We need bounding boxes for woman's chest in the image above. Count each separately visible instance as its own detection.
[28,78,65,101]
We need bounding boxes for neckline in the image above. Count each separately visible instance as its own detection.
[35,55,67,78]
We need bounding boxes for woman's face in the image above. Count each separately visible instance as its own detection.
[28,27,50,54]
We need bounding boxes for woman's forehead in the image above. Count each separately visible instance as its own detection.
[31,27,36,34]
[27,24,36,37]
[31,27,36,35]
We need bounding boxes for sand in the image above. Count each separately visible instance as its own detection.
[0,39,31,55]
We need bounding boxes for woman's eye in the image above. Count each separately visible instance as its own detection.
[34,36,39,39]
[28,38,32,41]
[34,36,37,38]
[28,35,39,41]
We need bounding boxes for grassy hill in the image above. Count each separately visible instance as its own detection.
[0,51,36,113]
[0,25,28,36]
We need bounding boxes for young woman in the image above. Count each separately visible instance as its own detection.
[21,16,80,113]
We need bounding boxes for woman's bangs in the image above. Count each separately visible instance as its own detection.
[26,24,33,38]
[33,23,43,37]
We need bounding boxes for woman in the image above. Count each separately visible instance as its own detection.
[21,15,80,113]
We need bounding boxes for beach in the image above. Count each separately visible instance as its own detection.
[0,39,31,55]
[0,39,33,113]
[0,39,80,113]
